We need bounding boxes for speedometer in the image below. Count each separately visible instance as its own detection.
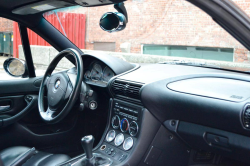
[102,67,114,82]
[91,63,102,81]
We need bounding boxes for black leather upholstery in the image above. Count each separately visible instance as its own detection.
[0,146,70,166]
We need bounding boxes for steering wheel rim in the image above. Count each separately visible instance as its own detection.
[38,48,84,124]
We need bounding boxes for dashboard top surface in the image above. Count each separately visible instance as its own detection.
[118,64,250,84]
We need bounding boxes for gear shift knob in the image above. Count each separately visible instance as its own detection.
[81,135,94,159]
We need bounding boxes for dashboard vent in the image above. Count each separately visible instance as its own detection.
[243,104,250,129]
[111,79,143,101]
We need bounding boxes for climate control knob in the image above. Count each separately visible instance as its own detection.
[129,121,139,136]
[120,118,129,132]
[112,115,120,129]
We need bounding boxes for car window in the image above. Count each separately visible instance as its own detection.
[15,26,75,77]
[0,17,26,80]
[43,0,250,72]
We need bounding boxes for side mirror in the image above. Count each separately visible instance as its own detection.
[100,12,127,33]
[3,58,28,78]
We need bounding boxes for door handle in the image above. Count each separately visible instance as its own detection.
[0,105,10,111]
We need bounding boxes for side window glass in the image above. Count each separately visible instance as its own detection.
[0,18,27,80]
[14,25,74,77]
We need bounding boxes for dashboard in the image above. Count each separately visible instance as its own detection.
[84,61,115,87]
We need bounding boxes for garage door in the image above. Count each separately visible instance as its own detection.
[143,45,234,62]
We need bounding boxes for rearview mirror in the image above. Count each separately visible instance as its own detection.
[100,12,127,33]
[3,58,28,78]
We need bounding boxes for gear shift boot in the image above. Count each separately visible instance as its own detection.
[81,153,113,166]
[79,135,112,166]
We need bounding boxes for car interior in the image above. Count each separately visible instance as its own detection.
[1,0,250,166]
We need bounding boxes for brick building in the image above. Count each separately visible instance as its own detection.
[1,0,250,63]
[70,0,250,63]
[0,17,13,32]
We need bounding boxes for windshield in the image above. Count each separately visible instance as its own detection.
[43,0,250,72]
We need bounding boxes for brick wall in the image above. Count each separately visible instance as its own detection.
[69,0,250,63]
[0,17,13,32]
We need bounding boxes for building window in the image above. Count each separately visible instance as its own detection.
[142,45,234,62]
[94,42,116,52]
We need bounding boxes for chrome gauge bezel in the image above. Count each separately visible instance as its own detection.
[102,66,115,83]
[112,115,120,129]
[114,133,124,146]
[90,63,103,81]
[129,121,139,136]
[84,70,91,80]
[106,130,116,142]
[120,118,129,133]
[123,137,134,151]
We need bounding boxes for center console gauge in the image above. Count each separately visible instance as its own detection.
[129,121,139,136]
[114,133,124,146]
[106,130,116,142]
[123,137,133,151]
[120,118,129,132]
[112,115,120,129]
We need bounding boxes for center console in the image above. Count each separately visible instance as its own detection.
[96,99,143,164]
[59,98,144,166]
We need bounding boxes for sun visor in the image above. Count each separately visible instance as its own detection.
[75,0,125,7]
[12,1,75,15]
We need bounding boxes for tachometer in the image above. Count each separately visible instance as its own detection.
[91,63,102,81]
[102,67,114,82]
[84,70,91,80]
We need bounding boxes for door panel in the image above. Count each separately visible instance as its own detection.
[0,77,84,155]
[0,77,42,97]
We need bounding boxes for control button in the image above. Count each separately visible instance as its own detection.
[108,151,112,155]
[111,148,114,152]
[129,121,139,136]
[120,118,129,132]
[133,111,138,114]
[89,101,97,110]
[132,117,138,121]
[119,154,127,161]
[106,130,116,142]
[25,95,33,102]
[112,115,120,129]
[88,90,93,97]
[114,133,124,146]
[123,137,133,151]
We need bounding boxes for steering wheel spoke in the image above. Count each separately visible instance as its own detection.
[40,107,56,121]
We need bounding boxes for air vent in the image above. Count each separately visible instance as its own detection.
[243,104,250,129]
[111,80,143,101]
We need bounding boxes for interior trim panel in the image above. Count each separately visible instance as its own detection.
[167,77,250,102]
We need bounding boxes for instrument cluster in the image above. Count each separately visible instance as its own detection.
[84,62,115,87]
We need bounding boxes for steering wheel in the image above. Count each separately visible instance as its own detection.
[38,48,84,124]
